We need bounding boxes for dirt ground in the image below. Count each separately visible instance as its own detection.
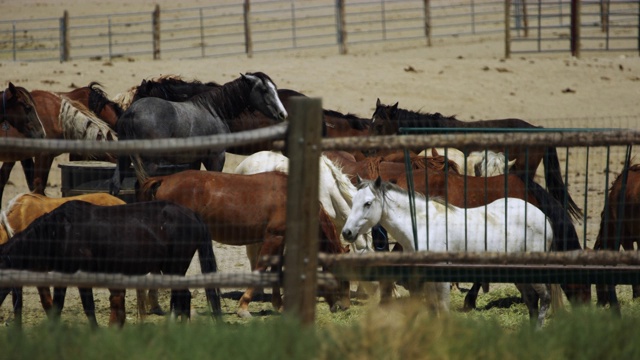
[0,0,639,327]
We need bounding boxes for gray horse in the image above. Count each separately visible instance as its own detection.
[110,72,287,196]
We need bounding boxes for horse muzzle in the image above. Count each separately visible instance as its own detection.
[341,229,358,242]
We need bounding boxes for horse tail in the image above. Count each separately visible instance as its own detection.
[195,217,222,318]
[550,284,565,314]
[88,81,124,118]
[543,147,583,221]
[136,177,163,202]
[517,173,592,304]
[318,203,346,254]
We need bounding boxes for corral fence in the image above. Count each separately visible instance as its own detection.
[507,0,640,57]
[1,98,640,324]
[1,1,636,63]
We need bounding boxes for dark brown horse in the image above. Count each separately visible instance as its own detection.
[0,83,48,203]
[594,163,640,310]
[326,151,591,308]
[136,170,350,318]
[0,200,222,327]
[370,99,582,222]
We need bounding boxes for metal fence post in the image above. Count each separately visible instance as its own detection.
[200,8,205,57]
[244,0,253,58]
[424,0,431,46]
[152,5,160,60]
[505,0,511,58]
[12,22,16,61]
[59,11,70,62]
[108,16,113,60]
[283,97,322,325]
[336,0,347,54]
[291,1,297,48]
[571,0,581,58]
[381,0,386,41]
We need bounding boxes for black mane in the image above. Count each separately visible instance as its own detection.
[88,82,124,117]
[323,109,371,131]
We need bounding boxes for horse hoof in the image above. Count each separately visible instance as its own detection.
[147,307,166,316]
[237,309,252,318]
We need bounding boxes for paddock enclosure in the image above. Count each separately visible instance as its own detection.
[0,0,640,329]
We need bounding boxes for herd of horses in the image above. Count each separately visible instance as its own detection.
[0,72,637,328]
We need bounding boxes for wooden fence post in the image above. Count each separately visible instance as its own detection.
[60,11,70,62]
[152,5,160,60]
[336,0,347,54]
[571,0,581,58]
[283,97,322,325]
[244,0,253,58]
[504,0,511,59]
[423,0,432,47]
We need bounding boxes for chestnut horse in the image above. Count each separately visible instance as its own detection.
[0,193,161,322]
[0,200,222,327]
[0,89,116,204]
[325,151,591,308]
[370,99,582,221]
[594,163,640,311]
[136,170,350,318]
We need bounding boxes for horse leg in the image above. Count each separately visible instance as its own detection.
[78,287,99,328]
[32,154,56,195]
[245,243,265,300]
[516,283,540,327]
[146,289,165,315]
[110,155,130,196]
[51,287,67,320]
[0,162,16,206]
[462,283,483,311]
[20,158,35,190]
[170,289,191,322]
[531,284,551,329]
[108,289,126,327]
[11,287,22,328]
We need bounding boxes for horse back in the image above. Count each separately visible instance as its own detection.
[138,170,289,244]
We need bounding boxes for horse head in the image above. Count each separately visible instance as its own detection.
[242,72,288,122]
[370,98,399,136]
[1,83,46,139]
[341,176,385,242]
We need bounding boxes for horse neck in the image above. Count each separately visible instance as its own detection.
[196,78,251,122]
[321,156,355,206]
[396,108,457,129]
[377,187,430,252]
[31,90,63,138]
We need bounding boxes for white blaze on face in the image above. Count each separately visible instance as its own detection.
[266,80,288,119]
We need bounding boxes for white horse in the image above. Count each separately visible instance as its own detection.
[341,176,562,327]
[426,148,514,177]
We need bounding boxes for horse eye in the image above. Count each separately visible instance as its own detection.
[364,201,372,208]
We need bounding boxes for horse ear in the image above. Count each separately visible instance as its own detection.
[391,102,399,111]
[507,158,517,168]
[431,147,438,156]
[8,82,16,95]
[374,176,382,188]
[376,98,381,107]
[356,174,363,185]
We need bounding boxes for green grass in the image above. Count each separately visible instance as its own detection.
[2,284,640,360]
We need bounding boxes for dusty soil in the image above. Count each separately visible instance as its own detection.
[0,0,639,327]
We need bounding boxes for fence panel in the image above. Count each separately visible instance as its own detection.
[0,18,60,62]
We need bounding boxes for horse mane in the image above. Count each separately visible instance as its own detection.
[58,96,117,141]
[359,177,455,211]
[0,193,26,239]
[377,101,459,129]
[320,155,355,204]
[190,74,256,121]
[323,109,371,131]
[87,81,124,118]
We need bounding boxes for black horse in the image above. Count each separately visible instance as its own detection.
[0,200,222,327]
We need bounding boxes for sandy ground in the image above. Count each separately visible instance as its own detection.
[1,0,640,326]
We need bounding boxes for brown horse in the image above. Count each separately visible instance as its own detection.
[324,150,461,183]
[370,99,582,222]
[0,193,159,322]
[0,83,48,201]
[594,163,640,310]
[136,170,350,318]
[0,89,116,204]
[326,151,591,308]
